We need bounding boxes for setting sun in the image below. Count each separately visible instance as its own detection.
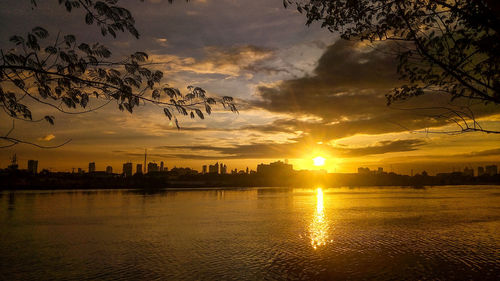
[313,156,326,166]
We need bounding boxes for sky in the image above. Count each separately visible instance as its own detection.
[0,0,499,175]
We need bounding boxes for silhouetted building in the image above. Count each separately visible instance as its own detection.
[27,160,38,174]
[170,167,198,176]
[220,163,227,174]
[463,167,474,177]
[106,166,113,174]
[144,148,147,174]
[358,167,370,174]
[209,162,219,174]
[88,162,96,173]
[478,166,485,176]
[202,165,207,174]
[160,161,164,172]
[147,162,159,173]
[485,165,498,176]
[136,164,143,175]
[123,162,133,177]
[377,167,384,174]
[257,161,293,175]
[78,168,83,174]
[246,167,249,174]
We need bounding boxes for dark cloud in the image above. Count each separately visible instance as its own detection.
[459,148,500,157]
[240,119,298,134]
[252,40,500,140]
[154,138,425,159]
[254,40,400,118]
[337,139,426,157]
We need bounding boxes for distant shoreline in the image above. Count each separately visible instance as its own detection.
[1,171,500,191]
[1,185,500,193]
[2,167,500,191]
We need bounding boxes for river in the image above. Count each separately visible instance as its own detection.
[1,186,499,280]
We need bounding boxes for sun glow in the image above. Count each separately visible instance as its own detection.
[313,156,325,166]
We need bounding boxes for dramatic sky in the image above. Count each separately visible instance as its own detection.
[1,0,499,174]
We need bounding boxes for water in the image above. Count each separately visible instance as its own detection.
[0,186,499,280]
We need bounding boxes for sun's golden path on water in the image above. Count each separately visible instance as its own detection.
[309,187,330,249]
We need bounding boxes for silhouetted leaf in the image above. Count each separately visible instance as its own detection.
[163,108,172,120]
[195,109,204,119]
[175,118,180,130]
[44,115,55,125]
[0,0,239,140]
[85,12,94,25]
[32,27,48,39]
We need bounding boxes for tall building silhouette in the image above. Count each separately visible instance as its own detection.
[88,162,96,173]
[144,148,147,174]
[136,164,143,175]
[485,165,498,176]
[209,162,219,174]
[147,162,159,173]
[106,166,113,174]
[28,160,38,174]
[123,162,133,177]
[478,166,485,176]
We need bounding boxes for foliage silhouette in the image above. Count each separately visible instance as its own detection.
[0,0,237,148]
[285,0,499,133]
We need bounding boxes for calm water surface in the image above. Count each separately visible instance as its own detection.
[1,186,499,280]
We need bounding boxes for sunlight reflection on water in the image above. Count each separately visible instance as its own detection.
[309,188,331,249]
[1,187,499,280]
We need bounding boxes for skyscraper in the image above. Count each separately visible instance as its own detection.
[123,162,133,177]
[144,148,147,174]
[485,165,498,176]
[27,160,38,175]
[478,166,485,176]
[147,162,159,173]
[136,164,143,175]
[88,162,96,173]
[209,162,219,174]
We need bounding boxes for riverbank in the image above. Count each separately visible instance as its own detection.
[1,169,499,190]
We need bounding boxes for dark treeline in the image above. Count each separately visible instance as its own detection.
[1,169,499,190]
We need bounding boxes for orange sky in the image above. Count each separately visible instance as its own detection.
[0,0,499,175]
